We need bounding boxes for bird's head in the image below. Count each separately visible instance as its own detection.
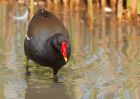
[51,33,69,62]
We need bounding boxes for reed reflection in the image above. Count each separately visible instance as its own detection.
[61,8,140,99]
[0,3,27,99]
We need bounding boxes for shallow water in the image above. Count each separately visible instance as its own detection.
[0,2,140,99]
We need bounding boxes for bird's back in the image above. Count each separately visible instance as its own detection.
[27,9,68,39]
[26,9,68,55]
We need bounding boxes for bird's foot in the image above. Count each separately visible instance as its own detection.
[49,75,58,82]
[53,75,58,82]
[26,71,31,76]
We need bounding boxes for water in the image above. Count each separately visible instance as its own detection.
[0,2,140,99]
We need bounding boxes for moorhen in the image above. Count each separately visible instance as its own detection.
[24,9,71,78]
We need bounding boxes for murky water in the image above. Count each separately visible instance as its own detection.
[0,2,140,99]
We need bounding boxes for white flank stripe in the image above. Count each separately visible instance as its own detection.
[26,34,30,40]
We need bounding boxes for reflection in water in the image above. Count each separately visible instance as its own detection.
[0,2,27,99]
[25,76,71,99]
[0,2,140,99]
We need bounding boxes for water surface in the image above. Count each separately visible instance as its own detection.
[0,2,140,99]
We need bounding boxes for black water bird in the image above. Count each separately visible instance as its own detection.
[24,9,71,78]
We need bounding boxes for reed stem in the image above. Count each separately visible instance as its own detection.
[29,0,34,19]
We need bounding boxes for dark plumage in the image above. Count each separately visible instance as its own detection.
[24,9,71,77]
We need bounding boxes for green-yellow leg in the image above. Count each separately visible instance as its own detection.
[25,56,30,75]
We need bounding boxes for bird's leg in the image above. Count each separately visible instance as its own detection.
[53,68,59,81]
[25,56,30,75]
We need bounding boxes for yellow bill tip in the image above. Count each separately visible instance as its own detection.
[64,57,67,62]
